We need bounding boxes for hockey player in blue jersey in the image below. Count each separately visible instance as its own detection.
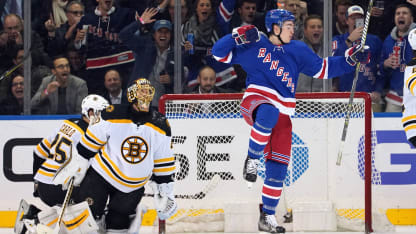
[212,9,370,233]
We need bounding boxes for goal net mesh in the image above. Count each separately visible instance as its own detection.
[158,93,391,233]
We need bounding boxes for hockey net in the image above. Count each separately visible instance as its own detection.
[158,92,391,233]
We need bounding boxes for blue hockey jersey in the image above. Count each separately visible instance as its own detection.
[212,34,355,115]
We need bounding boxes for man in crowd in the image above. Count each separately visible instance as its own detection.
[101,69,128,104]
[185,65,234,93]
[332,5,383,112]
[31,56,87,114]
[380,3,416,112]
[297,15,324,92]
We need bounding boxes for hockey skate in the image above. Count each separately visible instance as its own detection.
[14,199,41,234]
[258,210,286,233]
[243,156,260,188]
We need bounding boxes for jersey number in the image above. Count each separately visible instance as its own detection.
[49,135,72,164]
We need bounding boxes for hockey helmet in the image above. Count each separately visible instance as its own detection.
[127,78,155,112]
[81,94,109,123]
[265,9,295,33]
[409,28,416,50]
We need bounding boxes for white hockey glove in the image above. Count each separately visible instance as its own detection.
[53,155,89,190]
[232,25,260,45]
[149,181,177,220]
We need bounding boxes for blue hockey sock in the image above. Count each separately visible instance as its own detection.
[262,161,288,215]
[248,104,279,159]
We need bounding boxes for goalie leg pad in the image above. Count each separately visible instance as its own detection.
[14,199,30,234]
[37,206,58,229]
[62,201,99,233]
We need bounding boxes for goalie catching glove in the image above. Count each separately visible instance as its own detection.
[232,25,260,45]
[149,181,177,220]
[52,154,89,190]
[345,44,370,66]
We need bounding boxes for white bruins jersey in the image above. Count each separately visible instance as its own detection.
[403,65,416,140]
[34,119,87,184]
[79,119,175,193]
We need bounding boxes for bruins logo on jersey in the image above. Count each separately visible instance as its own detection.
[121,136,148,164]
[106,105,115,112]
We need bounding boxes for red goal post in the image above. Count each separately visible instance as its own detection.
[158,92,382,233]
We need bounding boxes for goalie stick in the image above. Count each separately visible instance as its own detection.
[52,145,75,234]
[52,177,74,234]
[337,0,374,166]
[174,174,221,199]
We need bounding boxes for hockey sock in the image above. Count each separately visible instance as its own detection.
[262,160,288,215]
[248,104,279,159]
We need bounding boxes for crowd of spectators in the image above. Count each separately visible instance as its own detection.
[0,0,415,114]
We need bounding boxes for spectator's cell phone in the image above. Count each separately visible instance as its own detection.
[355,18,364,28]
[160,70,166,75]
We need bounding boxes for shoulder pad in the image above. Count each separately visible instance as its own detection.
[408,59,416,66]
[133,109,171,136]
[150,110,171,136]
[66,118,89,131]
[102,104,130,120]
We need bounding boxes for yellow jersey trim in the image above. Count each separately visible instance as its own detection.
[144,123,166,135]
[63,120,85,135]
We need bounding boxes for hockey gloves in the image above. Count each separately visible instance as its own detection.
[149,181,177,220]
[52,155,89,190]
[345,44,370,66]
[232,25,260,45]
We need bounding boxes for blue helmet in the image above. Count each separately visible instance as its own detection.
[265,9,295,33]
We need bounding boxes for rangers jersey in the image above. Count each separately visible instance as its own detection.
[212,34,356,115]
[34,118,88,184]
[402,62,416,140]
[78,105,175,193]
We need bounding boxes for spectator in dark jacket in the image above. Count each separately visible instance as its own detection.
[0,74,24,115]
[120,9,187,108]
[45,1,85,57]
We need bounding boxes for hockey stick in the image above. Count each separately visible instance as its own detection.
[53,176,74,234]
[337,0,374,166]
[174,174,221,199]
[52,145,75,234]
[145,174,222,199]
[0,46,32,82]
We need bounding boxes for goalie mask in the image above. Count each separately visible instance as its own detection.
[127,78,155,112]
[81,94,109,123]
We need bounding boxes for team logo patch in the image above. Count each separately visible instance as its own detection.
[106,105,114,112]
[121,136,149,164]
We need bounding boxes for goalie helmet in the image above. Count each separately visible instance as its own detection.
[409,28,416,50]
[81,94,109,123]
[127,78,155,112]
[265,9,295,33]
